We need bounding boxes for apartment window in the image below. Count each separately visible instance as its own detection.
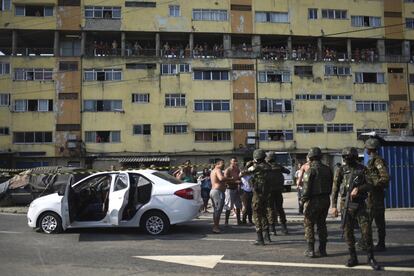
[0,94,10,106]
[13,132,53,143]
[194,100,230,111]
[255,12,289,23]
[355,72,385,83]
[327,124,353,133]
[192,9,228,21]
[195,131,231,142]
[308,8,318,19]
[295,94,323,100]
[14,99,53,112]
[259,99,293,113]
[133,124,151,135]
[125,1,156,8]
[169,5,180,17]
[85,131,121,143]
[259,130,293,141]
[351,16,381,27]
[321,9,347,19]
[258,71,291,83]
[126,63,156,69]
[356,101,388,112]
[406,18,414,29]
[296,124,324,133]
[294,66,313,77]
[0,62,10,75]
[193,70,229,80]
[84,69,122,81]
[59,61,78,71]
[325,95,352,100]
[83,100,122,112]
[84,6,121,19]
[164,124,187,134]
[132,93,150,103]
[161,64,190,75]
[356,128,388,140]
[0,127,9,135]
[1,0,11,11]
[14,68,53,81]
[165,94,185,107]
[15,5,54,16]
[325,65,351,76]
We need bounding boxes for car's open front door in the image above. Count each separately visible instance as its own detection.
[107,172,130,225]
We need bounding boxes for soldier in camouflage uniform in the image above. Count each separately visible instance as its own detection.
[331,147,380,270]
[266,151,290,236]
[245,149,272,246]
[302,147,333,258]
[365,138,390,251]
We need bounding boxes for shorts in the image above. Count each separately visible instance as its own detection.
[210,189,225,220]
[201,188,211,200]
[224,188,242,211]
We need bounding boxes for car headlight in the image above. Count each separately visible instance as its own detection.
[29,201,37,208]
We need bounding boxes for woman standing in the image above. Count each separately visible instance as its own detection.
[198,168,212,213]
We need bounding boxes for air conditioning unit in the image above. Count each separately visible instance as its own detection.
[68,134,77,141]
[247,138,256,145]
[67,142,77,149]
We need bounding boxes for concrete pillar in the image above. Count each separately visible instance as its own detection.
[377,39,385,62]
[155,33,160,57]
[12,30,17,56]
[54,31,60,57]
[223,34,231,57]
[81,31,86,56]
[403,40,410,62]
[189,33,194,56]
[287,36,292,58]
[121,32,125,57]
[252,35,261,56]
[317,37,322,60]
[347,39,352,60]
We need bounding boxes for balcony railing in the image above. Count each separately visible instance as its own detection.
[0,48,54,56]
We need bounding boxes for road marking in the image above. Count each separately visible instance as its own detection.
[132,255,414,272]
[0,230,22,234]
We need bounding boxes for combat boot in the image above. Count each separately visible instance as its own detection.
[317,242,327,257]
[367,250,381,271]
[346,248,359,267]
[254,231,265,246]
[281,223,288,235]
[270,224,277,236]
[374,239,386,252]
[304,242,315,258]
[224,210,230,225]
[263,229,272,244]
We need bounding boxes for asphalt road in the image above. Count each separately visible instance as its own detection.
[1,205,414,276]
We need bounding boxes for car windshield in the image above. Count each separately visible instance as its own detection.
[274,154,292,166]
[152,171,184,184]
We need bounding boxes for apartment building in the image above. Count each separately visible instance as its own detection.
[0,0,413,169]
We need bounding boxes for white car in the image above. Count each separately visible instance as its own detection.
[27,170,202,235]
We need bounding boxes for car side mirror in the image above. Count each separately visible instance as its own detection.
[57,188,65,196]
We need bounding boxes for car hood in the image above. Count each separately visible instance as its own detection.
[30,192,63,207]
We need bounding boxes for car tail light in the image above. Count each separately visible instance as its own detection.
[174,188,194,200]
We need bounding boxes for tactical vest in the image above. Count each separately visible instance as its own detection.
[267,161,285,192]
[308,161,332,196]
[339,163,368,203]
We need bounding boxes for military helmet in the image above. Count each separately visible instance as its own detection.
[253,149,266,160]
[307,147,322,158]
[365,138,380,149]
[341,147,358,159]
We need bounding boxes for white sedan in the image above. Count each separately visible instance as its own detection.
[27,170,202,235]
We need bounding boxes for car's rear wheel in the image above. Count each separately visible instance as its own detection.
[38,212,62,234]
[142,211,170,235]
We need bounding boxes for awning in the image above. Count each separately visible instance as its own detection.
[119,156,170,163]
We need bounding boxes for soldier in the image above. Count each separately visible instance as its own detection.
[266,151,290,235]
[302,147,333,258]
[245,149,272,246]
[331,147,380,270]
[365,138,390,251]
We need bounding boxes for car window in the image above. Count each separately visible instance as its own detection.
[152,171,184,184]
[73,174,112,192]
[114,174,128,191]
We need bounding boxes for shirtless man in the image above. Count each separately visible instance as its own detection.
[224,157,242,225]
[210,159,232,233]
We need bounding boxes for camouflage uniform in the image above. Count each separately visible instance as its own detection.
[365,138,390,250]
[302,148,333,257]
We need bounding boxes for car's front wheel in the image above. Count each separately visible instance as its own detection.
[38,212,62,234]
[141,211,170,235]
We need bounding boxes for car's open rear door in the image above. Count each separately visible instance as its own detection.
[107,172,129,225]
[60,175,74,230]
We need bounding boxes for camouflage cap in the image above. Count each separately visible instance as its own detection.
[253,149,266,160]
[341,147,358,159]
[365,138,380,149]
[307,147,322,158]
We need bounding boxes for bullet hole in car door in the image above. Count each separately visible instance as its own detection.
[122,173,152,220]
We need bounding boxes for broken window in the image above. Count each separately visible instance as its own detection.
[355,72,385,83]
[259,99,293,113]
[133,124,151,135]
[259,130,293,141]
[294,66,313,77]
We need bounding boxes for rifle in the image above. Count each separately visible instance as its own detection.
[341,175,361,237]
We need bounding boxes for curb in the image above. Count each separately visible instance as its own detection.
[0,207,28,215]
